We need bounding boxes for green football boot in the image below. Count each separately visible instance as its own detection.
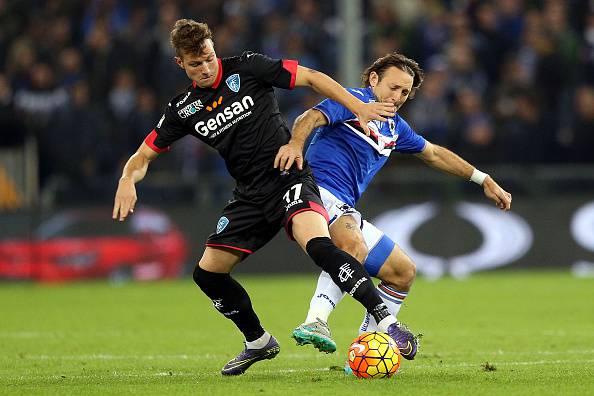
[291,318,337,353]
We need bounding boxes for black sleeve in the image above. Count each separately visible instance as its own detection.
[242,51,298,90]
[144,103,187,152]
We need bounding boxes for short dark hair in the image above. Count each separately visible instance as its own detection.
[170,19,213,57]
[361,53,424,97]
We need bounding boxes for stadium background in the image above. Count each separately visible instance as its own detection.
[1,0,594,280]
[1,2,594,395]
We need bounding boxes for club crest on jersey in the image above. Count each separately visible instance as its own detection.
[226,74,241,92]
[388,118,396,133]
[216,216,229,234]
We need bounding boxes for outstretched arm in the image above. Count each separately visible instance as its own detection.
[294,66,394,135]
[415,141,512,211]
[274,108,328,171]
[112,143,159,221]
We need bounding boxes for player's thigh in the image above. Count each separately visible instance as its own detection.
[198,246,243,273]
[291,210,331,250]
[329,214,368,263]
[277,174,332,250]
[376,244,416,287]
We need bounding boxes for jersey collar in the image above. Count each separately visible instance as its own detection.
[192,58,223,90]
[365,86,376,101]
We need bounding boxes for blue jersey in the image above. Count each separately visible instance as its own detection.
[306,87,426,206]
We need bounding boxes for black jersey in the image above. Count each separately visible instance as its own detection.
[145,52,303,202]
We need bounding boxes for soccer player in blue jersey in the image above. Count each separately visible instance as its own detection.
[274,53,512,361]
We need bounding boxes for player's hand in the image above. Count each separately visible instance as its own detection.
[274,142,304,171]
[354,102,396,136]
[112,177,137,221]
[483,176,512,211]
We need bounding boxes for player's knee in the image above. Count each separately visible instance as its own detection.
[192,264,221,290]
[192,264,205,287]
[306,236,365,270]
[333,238,368,263]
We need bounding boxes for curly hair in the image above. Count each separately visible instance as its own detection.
[170,19,213,57]
[361,53,424,97]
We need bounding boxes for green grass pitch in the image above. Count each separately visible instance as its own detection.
[1,271,593,395]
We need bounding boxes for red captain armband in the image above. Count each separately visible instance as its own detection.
[282,59,298,89]
[144,130,171,153]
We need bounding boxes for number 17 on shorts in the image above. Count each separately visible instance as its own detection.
[283,183,303,211]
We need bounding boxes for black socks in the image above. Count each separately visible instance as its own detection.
[193,236,392,339]
[306,237,388,323]
[193,266,264,342]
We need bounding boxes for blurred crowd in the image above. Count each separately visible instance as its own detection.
[0,0,593,204]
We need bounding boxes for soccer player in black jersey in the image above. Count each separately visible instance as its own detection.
[112,19,403,376]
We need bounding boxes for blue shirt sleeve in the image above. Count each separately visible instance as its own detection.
[394,116,427,153]
[313,88,364,124]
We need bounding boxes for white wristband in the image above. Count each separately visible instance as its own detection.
[470,168,488,185]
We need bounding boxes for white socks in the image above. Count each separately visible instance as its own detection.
[246,331,271,349]
[304,271,346,323]
[359,282,408,333]
[304,273,410,334]
[376,315,397,333]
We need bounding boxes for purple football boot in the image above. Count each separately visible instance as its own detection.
[221,335,280,376]
[387,322,419,360]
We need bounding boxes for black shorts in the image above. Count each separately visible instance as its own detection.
[206,172,328,255]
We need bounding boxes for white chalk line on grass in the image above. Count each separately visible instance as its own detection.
[2,358,594,382]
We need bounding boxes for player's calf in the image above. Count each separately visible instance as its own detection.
[376,245,416,291]
[193,265,266,342]
[305,237,394,327]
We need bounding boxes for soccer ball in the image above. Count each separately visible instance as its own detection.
[347,332,401,378]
